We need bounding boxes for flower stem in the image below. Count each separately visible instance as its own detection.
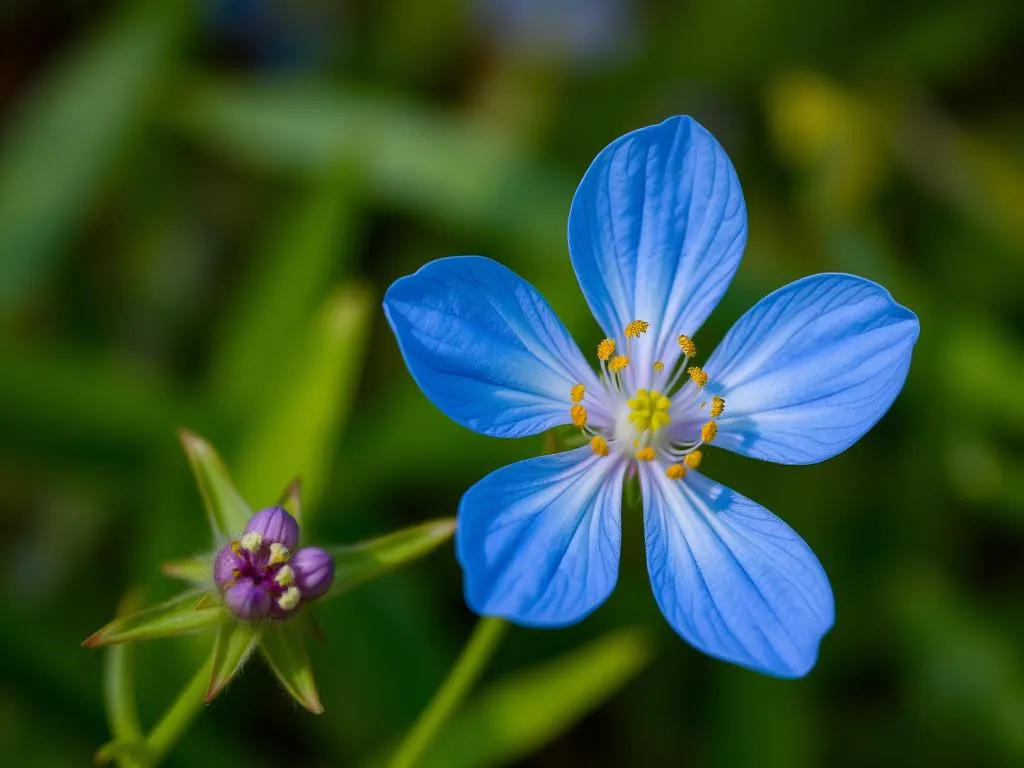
[388,617,508,768]
[143,657,212,765]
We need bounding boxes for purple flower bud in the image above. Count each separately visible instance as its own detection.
[223,578,271,621]
[244,506,299,550]
[213,544,247,589]
[291,546,334,600]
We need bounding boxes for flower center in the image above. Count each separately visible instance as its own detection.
[567,319,726,479]
[627,388,671,435]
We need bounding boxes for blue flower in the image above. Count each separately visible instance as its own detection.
[384,116,919,678]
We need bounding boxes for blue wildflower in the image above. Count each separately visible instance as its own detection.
[383,116,919,678]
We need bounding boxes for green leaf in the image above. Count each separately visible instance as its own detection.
[210,174,360,421]
[0,1,188,319]
[402,628,653,768]
[259,622,323,714]
[161,554,213,586]
[324,518,456,600]
[169,80,568,258]
[179,429,252,539]
[84,591,223,648]
[233,283,373,521]
[206,622,260,702]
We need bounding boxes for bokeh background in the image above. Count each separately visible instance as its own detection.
[2,0,1024,765]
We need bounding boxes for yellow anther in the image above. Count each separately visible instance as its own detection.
[710,395,725,418]
[666,463,687,480]
[701,421,718,443]
[653,361,665,372]
[635,447,656,461]
[687,366,709,387]
[570,404,588,428]
[625,320,650,338]
[268,542,291,566]
[597,338,616,361]
[677,335,697,358]
[609,355,629,373]
[684,450,703,469]
[590,435,609,457]
[239,532,262,553]
[274,565,295,587]
[278,586,301,611]
[571,383,586,403]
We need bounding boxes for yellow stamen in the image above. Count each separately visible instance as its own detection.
[609,355,629,373]
[274,565,295,587]
[687,366,708,387]
[677,335,697,358]
[239,532,262,553]
[684,450,703,469]
[625,319,650,338]
[570,404,588,428]
[268,542,291,566]
[590,436,609,457]
[571,383,586,403]
[653,361,665,372]
[710,395,725,417]
[635,447,656,461]
[278,586,301,611]
[666,463,686,480]
[597,338,616,361]
[701,421,718,443]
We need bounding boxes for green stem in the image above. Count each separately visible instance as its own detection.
[143,656,212,765]
[388,617,508,768]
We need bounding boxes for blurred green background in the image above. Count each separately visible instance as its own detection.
[2,0,1024,765]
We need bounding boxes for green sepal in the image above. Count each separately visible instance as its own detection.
[179,429,252,540]
[83,590,223,647]
[259,620,323,713]
[323,518,456,601]
[161,553,213,586]
[206,621,260,702]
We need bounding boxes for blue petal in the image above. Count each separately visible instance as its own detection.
[703,273,920,464]
[641,467,834,678]
[457,447,624,626]
[568,115,747,370]
[384,256,603,438]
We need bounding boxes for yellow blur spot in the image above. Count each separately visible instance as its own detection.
[701,421,718,443]
[591,436,609,457]
[609,355,630,373]
[684,451,703,469]
[597,339,616,361]
[666,464,686,480]
[571,384,586,403]
[635,447,656,461]
[653,361,665,372]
